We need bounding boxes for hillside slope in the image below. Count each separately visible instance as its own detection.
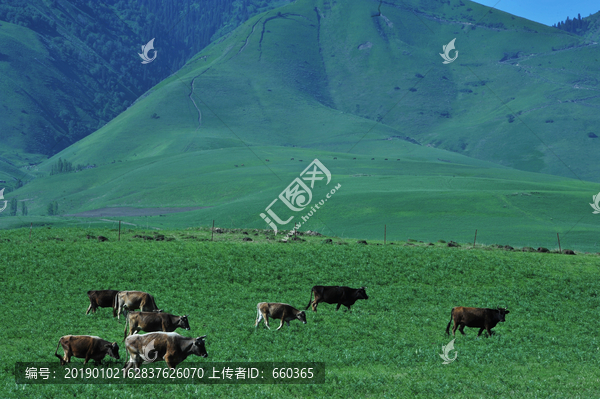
[2,0,599,250]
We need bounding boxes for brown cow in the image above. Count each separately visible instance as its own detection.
[255,302,306,330]
[123,332,207,374]
[86,290,120,316]
[124,312,190,340]
[446,307,510,337]
[306,286,368,312]
[54,335,119,365]
[114,291,160,319]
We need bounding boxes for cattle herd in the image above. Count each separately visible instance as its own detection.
[54,286,510,372]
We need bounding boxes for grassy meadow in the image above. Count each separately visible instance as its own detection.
[2,226,600,398]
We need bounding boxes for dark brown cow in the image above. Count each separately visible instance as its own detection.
[446,307,510,337]
[123,332,207,374]
[115,291,160,319]
[124,312,190,340]
[54,335,119,365]
[306,286,368,312]
[86,290,120,316]
[255,302,306,330]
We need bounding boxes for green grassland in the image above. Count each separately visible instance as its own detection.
[3,143,599,252]
[2,227,600,398]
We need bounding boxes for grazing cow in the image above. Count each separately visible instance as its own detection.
[306,286,368,312]
[446,307,510,337]
[114,291,160,319]
[124,312,190,340]
[255,302,306,330]
[54,335,119,365]
[86,290,120,316]
[123,332,207,374]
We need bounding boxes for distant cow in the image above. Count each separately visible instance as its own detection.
[124,312,190,340]
[446,307,510,337]
[86,290,120,316]
[255,302,306,330]
[115,291,160,319]
[306,286,368,312]
[54,335,119,365]
[123,332,207,374]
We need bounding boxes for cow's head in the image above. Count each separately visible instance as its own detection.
[192,336,208,358]
[297,311,307,324]
[105,342,120,360]
[356,287,368,300]
[179,315,191,330]
[496,308,510,322]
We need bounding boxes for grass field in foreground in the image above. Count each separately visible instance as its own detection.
[2,226,600,398]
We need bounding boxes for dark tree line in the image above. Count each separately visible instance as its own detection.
[553,13,591,35]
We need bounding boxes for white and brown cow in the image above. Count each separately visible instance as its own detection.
[255,302,306,330]
[123,332,207,374]
[54,335,119,365]
[86,290,120,316]
[114,291,160,319]
[124,312,190,340]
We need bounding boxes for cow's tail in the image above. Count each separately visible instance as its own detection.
[151,294,159,311]
[123,312,130,341]
[305,288,314,310]
[54,339,64,365]
[113,293,121,318]
[112,291,119,317]
[445,308,454,336]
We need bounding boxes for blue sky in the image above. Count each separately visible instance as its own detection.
[472,0,600,26]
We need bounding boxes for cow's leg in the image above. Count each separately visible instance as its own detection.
[63,346,72,365]
[164,355,177,370]
[255,311,263,328]
[458,324,466,335]
[86,303,93,315]
[123,355,139,377]
[335,303,342,311]
[277,317,285,330]
[477,328,485,337]
[486,327,494,337]
[312,302,318,312]
[263,314,271,330]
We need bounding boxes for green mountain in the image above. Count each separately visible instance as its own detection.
[0,0,288,179]
[2,0,599,251]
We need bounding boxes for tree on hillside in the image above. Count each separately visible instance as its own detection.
[553,13,591,35]
[9,198,17,216]
[47,201,58,216]
[21,202,27,216]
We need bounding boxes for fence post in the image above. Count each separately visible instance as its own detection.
[211,220,215,242]
[473,229,477,247]
[557,233,561,253]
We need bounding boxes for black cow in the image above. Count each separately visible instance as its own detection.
[446,307,510,337]
[86,290,120,316]
[306,286,368,312]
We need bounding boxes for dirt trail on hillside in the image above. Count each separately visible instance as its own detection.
[65,207,210,217]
